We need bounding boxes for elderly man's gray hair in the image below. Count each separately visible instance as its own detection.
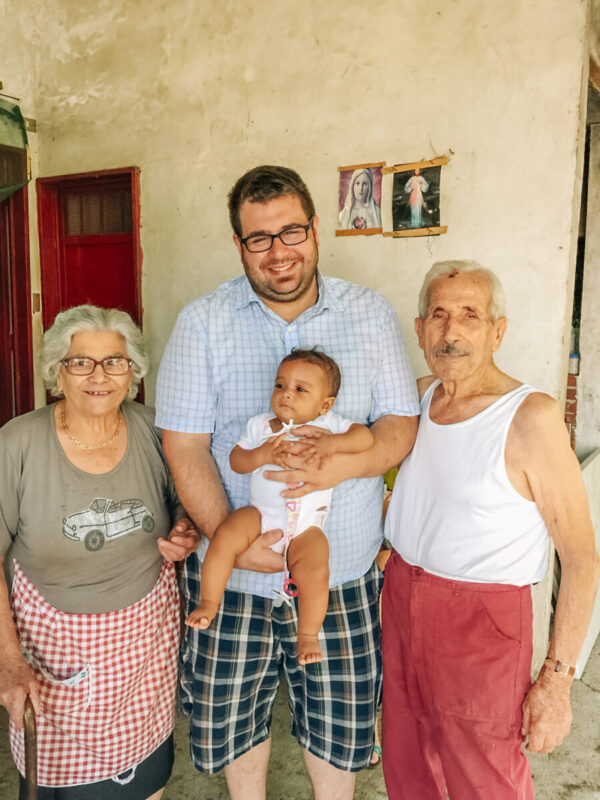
[418,260,507,322]
[41,305,149,400]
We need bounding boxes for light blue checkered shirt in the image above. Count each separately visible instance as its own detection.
[156,273,419,598]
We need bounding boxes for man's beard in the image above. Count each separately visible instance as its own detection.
[242,247,319,304]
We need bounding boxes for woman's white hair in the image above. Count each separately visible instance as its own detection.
[418,260,507,321]
[41,305,148,400]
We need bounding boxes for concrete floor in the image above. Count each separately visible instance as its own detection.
[1,637,599,799]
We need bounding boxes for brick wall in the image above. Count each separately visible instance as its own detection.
[565,372,578,449]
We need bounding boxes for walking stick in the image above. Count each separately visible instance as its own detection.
[23,696,38,800]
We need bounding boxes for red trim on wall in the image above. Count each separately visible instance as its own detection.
[0,187,34,423]
[10,188,34,415]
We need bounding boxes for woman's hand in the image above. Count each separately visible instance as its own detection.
[0,653,40,728]
[157,517,201,562]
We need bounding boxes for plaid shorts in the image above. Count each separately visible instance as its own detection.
[180,555,383,773]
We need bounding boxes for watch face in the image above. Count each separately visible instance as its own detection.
[545,658,574,676]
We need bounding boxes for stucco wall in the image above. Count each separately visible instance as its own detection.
[10,0,588,409]
[3,0,593,664]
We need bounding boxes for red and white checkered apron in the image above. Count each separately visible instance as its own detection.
[9,559,179,787]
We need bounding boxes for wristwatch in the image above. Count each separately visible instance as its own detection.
[543,657,576,676]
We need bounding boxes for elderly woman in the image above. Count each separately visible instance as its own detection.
[338,167,382,230]
[0,305,199,800]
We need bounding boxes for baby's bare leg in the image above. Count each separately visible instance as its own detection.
[186,506,262,629]
[286,527,330,665]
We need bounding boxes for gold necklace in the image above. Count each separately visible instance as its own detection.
[61,401,123,450]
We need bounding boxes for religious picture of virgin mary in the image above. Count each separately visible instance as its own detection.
[338,165,383,233]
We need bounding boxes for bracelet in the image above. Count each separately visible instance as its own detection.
[543,657,576,676]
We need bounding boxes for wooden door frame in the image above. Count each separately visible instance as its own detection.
[0,187,34,417]
[36,166,142,330]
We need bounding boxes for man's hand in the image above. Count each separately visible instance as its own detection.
[265,414,418,497]
[157,517,201,562]
[264,460,342,498]
[288,426,337,470]
[234,528,285,572]
[521,668,573,753]
[0,654,40,728]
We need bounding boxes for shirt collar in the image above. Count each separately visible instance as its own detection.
[232,272,343,318]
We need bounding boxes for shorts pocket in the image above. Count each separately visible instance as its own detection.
[178,635,195,719]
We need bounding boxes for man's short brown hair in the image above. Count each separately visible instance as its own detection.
[228,166,316,237]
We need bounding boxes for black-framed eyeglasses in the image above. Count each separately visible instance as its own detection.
[60,356,132,376]
[240,217,314,253]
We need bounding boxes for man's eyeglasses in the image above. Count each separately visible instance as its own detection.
[240,217,314,253]
[60,356,132,376]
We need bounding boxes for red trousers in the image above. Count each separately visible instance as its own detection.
[381,551,535,800]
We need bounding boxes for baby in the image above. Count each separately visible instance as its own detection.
[186,349,373,665]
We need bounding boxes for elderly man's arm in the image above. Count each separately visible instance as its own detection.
[161,430,284,572]
[508,394,600,754]
[265,414,418,497]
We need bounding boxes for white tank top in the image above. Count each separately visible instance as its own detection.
[385,380,550,585]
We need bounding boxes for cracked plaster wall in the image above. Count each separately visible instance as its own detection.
[1,0,594,678]
[8,0,588,411]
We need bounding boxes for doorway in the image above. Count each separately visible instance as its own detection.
[37,167,142,329]
[0,187,34,427]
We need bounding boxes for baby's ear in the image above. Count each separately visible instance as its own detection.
[320,396,336,414]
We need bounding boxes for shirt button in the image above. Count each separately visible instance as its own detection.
[414,568,422,576]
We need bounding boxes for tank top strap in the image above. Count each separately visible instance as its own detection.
[419,378,440,414]
[420,379,536,427]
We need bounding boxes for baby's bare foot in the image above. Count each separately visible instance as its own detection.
[186,600,220,629]
[297,633,322,666]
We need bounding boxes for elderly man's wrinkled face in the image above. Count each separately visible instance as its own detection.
[415,272,506,384]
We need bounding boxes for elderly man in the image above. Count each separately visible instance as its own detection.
[382,260,600,800]
[156,165,419,800]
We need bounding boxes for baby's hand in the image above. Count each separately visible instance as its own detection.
[270,433,312,469]
[266,431,298,469]
[289,426,337,470]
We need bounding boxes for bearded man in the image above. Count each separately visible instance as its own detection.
[156,165,419,800]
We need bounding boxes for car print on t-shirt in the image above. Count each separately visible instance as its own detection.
[62,498,155,551]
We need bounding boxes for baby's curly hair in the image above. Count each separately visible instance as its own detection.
[279,348,341,397]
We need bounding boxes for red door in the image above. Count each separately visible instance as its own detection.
[37,168,142,328]
[0,188,34,427]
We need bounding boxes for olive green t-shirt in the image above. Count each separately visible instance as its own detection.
[0,402,180,613]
